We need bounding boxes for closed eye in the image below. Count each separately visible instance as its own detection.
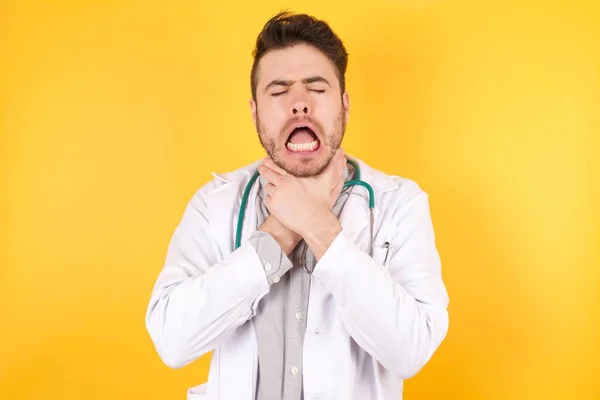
[271,89,324,97]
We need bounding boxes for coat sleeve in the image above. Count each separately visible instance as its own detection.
[145,184,270,369]
[312,183,449,379]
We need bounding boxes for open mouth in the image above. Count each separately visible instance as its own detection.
[285,125,320,153]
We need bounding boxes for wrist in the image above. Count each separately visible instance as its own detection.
[259,216,301,255]
[300,210,339,238]
[301,212,342,261]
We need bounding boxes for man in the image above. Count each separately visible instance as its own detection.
[145,11,449,400]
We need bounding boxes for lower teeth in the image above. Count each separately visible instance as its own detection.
[287,140,318,152]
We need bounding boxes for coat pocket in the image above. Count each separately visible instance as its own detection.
[371,242,392,267]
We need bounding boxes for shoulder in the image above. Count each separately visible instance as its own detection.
[354,159,436,236]
[186,159,262,207]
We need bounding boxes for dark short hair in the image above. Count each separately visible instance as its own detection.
[250,11,349,100]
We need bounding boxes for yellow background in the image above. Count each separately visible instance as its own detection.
[1,0,599,399]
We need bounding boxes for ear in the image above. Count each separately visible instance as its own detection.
[342,92,350,123]
[249,98,257,126]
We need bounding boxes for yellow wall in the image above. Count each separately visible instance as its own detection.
[1,0,599,399]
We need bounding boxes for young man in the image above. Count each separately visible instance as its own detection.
[146,11,449,400]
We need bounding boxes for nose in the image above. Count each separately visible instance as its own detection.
[290,94,312,116]
[292,105,309,115]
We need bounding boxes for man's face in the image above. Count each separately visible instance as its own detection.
[250,43,350,177]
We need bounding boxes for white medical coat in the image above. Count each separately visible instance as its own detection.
[145,156,449,400]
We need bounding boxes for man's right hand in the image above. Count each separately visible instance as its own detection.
[257,159,302,255]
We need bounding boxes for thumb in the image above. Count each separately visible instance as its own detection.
[261,158,289,176]
[320,148,345,177]
[329,177,344,208]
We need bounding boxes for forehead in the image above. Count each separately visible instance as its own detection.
[256,43,338,88]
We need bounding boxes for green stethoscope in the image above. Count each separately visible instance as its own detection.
[234,158,376,266]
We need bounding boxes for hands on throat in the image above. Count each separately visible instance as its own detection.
[257,149,346,261]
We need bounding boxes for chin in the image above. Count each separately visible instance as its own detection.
[275,145,332,177]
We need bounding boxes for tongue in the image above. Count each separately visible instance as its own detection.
[289,129,316,144]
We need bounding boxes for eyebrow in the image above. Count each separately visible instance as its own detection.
[264,76,331,92]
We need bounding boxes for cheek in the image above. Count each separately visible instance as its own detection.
[257,101,287,131]
[316,98,343,128]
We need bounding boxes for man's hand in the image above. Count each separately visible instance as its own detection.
[257,161,302,255]
[257,149,346,260]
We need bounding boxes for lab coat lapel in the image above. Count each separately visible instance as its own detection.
[338,157,399,250]
[205,163,261,255]
[205,164,261,400]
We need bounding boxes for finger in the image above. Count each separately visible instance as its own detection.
[333,147,344,162]
[261,158,289,176]
[324,148,341,169]
[337,149,347,169]
[264,193,272,208]
[319,149,344,178]
[330,177,344,207]
[329,149,347,179]
[264,182,276,197]
[258,164,283,186]
[333,174,344,191]
[332,178,343,195]
[264,182,276,207]
[337,148,347,168]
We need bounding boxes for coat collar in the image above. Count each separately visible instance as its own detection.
[205,155,400,253]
